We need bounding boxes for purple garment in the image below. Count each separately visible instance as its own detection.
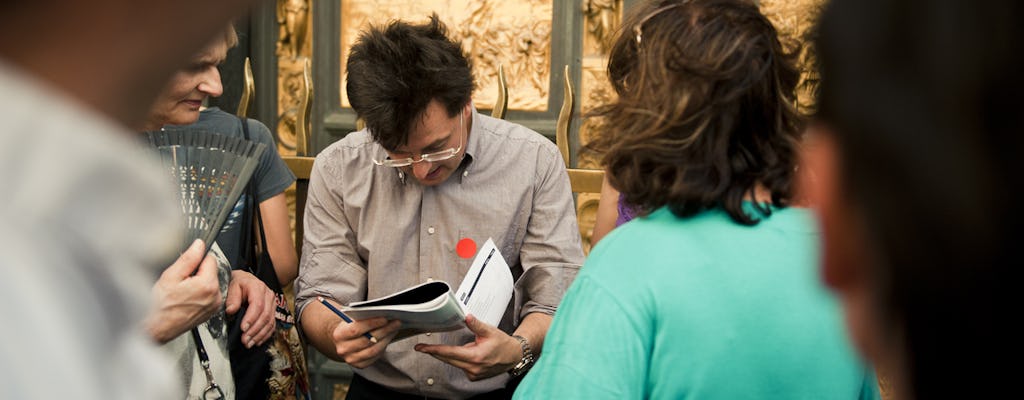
[615,192,638,227]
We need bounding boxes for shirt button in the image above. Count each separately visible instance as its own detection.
[426,378,435,386]
[425,332,432,336]
[428,227,435,234]
[463,171,468,177]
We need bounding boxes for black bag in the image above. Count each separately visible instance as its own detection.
[228,117,310,400]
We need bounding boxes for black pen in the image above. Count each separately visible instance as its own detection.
[318,296,378,344]
[463,248,496,305]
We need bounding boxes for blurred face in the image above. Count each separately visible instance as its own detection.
[801,125,893,374]
[384,100,470,186]
[143,38,228,129]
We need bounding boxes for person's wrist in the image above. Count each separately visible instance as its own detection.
[145,311,181,344]
[508,334,535,377]
[145,317,167,343]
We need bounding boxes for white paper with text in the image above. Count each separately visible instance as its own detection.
[454,238,513,327]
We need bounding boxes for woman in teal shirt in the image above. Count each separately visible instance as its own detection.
[514,0,878,398]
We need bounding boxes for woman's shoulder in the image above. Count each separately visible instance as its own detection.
[586,208,711,274]
[587,205,815,276]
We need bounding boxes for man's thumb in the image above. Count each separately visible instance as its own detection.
[465,314,492,337]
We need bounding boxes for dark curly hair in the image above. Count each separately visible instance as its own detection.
[346,14,474,151]
[588,0,803,225]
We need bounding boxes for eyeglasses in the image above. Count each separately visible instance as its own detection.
[633,2,688,48]
[373,111,464,168]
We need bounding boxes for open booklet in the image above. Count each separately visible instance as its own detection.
[340,238,513,340]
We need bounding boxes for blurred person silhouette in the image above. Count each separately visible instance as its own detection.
[514,1,878,398]
[808,0,1022,398]
[1,1,263,399]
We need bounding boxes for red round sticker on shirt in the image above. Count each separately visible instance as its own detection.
[456,238,477,259]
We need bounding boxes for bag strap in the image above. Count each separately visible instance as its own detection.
[254,198,285,293]
[238,117,257,275]
[238,116,284,294]
[191,328,225,399]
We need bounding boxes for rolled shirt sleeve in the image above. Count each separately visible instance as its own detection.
[514,139,583,320]
[294,147,367,320]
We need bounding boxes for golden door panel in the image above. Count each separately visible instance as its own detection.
[338,0,553,112]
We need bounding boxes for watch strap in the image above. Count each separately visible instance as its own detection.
[509,334,535,377]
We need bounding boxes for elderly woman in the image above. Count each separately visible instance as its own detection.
[141,26,297,399]
[514,1,878,398]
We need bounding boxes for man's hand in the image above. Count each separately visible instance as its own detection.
[328,308,402,368]
[225,270,276,348]
[414,314,522,381]
[146,239,222,343]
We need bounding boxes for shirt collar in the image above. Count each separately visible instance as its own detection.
[455,105,482,184]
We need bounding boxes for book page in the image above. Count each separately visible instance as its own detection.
[454,238,514,327]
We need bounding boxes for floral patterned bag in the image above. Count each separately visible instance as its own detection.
[229,117,311,400]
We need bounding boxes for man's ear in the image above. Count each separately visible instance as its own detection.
[801,124,861,292]
[803,124,893,373]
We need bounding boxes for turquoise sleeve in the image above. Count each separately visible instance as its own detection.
[513,274,651,399]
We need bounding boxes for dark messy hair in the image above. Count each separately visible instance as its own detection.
[816,0,1021,397]
[346,14,474,151]
[588,0,802,225]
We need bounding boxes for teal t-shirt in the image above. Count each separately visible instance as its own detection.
[514,206,879,399]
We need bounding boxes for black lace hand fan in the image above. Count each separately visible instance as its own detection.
[146,128,266,254]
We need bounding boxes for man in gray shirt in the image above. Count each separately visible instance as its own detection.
[295,14,584,399]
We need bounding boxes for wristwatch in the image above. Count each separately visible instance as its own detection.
[508,334,535,377]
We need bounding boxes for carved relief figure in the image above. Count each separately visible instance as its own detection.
[454,1,501,95]
[276,68,306,151]
[276,0,312,156]
[578,66,615,169]
[759,0,824,113]
[510,19,552,101]
[584,0,621,53]
[277,0,309,59]
[445,2,551,111]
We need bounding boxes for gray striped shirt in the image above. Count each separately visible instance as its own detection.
[295,107,583,398]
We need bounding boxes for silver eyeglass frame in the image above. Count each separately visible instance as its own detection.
[372,110,465,168]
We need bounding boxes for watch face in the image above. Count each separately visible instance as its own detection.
[510,362,529,377]
[510,354,535,377]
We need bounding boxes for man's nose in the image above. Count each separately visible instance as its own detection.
[411,160,433,179]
